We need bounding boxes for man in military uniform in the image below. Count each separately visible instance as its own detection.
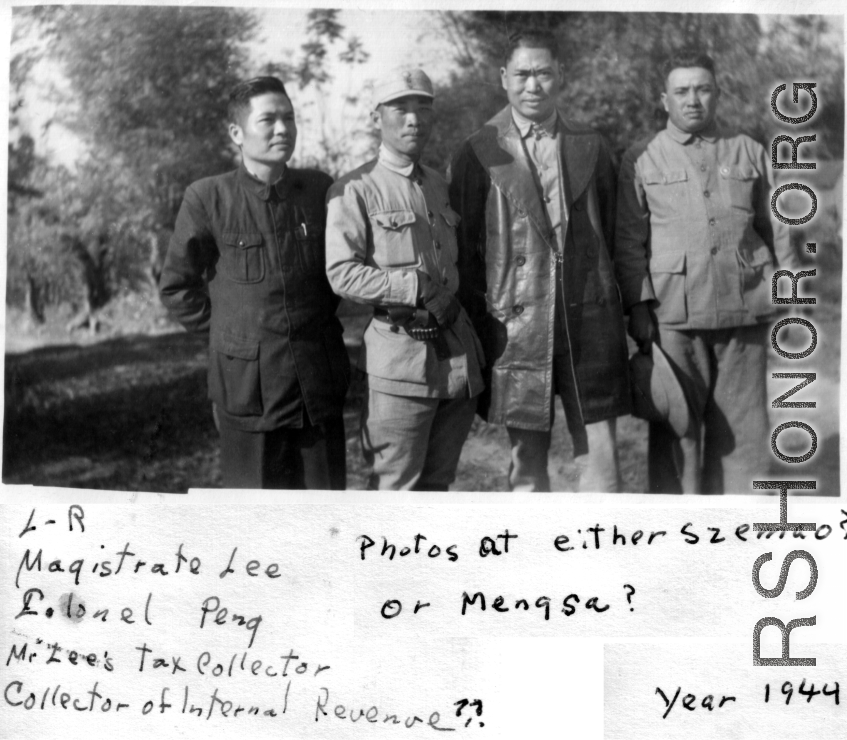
[325,69,484,490]
[160,76,349,489]
[450,30,630,492]
[615,49,798,493]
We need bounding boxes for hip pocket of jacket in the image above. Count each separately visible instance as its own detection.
[719,165,758,211]
[649,251,687,324]
[208,333,263,417]
[220,232,265,283]
[371,210,421,268]
[737,244,774,314]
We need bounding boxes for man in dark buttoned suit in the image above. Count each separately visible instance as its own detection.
[159,77,349,489]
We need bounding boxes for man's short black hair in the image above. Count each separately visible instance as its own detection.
[227,76,289,125]
[661,48,717,85]
[503,29,560,66]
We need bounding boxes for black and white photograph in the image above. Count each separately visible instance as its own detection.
[5,5,842,494]
[2,3,846,739]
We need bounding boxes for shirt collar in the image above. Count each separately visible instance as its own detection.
[511,107,558,139]
[665,118,719,144]
[377,144,420,178]
[237,163,288,201]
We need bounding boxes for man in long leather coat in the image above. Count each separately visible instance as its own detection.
[449,30,631,492]
[159,77,349,489]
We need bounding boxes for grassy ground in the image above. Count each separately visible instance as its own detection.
[2,295,647,492]
[2,291,647,492]
[3,291,838,494]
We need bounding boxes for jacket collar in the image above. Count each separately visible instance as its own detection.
[237,163,290,201]
[376,143,424,179]
[469,105,599,247]
[665,119,719,144]
[511,107,558,139]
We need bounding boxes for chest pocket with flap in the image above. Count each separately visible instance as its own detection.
[220,232,265,283]
[720,164,758,211]
[371,210,420,268]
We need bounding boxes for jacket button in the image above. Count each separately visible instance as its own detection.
[710,246,718,255]
[596,297,606,306]
[704,190,711,198]
[238,240,245,247]
[513,305,524,315]
[427,210,434,219]
[435,241,441,250]
[516,256,526,266]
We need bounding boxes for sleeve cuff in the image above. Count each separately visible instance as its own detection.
[622,277,656,311]
[386,270,419,306]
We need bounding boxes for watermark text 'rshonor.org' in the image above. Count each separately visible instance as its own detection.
[752,81,824,667]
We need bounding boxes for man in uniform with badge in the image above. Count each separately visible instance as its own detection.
[325,68,484,491]
[615,49,798,493]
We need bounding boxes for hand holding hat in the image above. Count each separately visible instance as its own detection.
[629,343,691,438]
[629,302,658,355]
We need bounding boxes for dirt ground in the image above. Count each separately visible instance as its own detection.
[3,290,839,495]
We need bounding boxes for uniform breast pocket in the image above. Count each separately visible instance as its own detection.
[720,165,758,211]
[439,207,461,264]
[294,222,325,274]
[642,169,689,188]
[371,210,420,268]
[220,232,265,283]
[641,169,690,223]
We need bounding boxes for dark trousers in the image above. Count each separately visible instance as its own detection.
[218,412,346,490]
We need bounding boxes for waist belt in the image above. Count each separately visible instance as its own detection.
[373,307,450,359]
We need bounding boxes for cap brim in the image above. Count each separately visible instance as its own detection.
[376,89,434,107]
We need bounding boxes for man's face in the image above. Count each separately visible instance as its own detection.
[229,92,297,173]
[372,95,434,161]
[500,46,563,122]
[662,67,720,134]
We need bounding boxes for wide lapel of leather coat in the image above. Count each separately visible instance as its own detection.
[470,106,553,248]
[559,117,599,212]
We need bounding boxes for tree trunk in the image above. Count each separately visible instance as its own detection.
[23,272,45,324]
[63,233,109,334]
